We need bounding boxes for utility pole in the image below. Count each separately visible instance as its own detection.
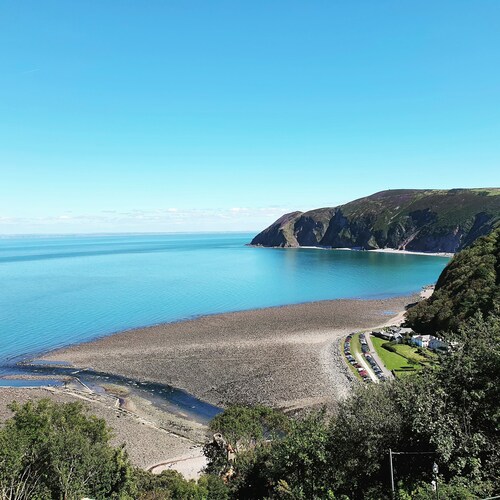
[389,448,395,498]
[433,462,439,500]
[388,450,436,498]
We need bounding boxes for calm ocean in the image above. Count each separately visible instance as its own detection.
[0,233,448,367]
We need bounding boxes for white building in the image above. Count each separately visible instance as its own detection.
[411,334,446,351]
[429,337,447,351]
[411,334,432,348]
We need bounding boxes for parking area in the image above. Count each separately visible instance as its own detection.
[364,333,394,379]
[342,332,389,383]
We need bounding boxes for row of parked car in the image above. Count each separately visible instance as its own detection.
[343,333,371,383]
[359,333,386,382]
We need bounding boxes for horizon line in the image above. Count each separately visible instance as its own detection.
[0,230,260,238]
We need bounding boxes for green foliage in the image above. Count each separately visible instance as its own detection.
[205,314,499,499]
[204,404,289,476]
[218,445,273,499]
[347,313,497,496]
[197,474,231,500]
[3,312,497,499]
[382,341,397,353]
[208,405,290,449]
[371,336,417,373]
[396,478,491,499]
[402,314,500,483]
[264,410,333,499]
[204,405,290,480]
[327,382,406,497]
[406,227,500,334]
[134,469,198,499]
[208,410,334,500]
[133,469,229,500]
[0,399,134,500]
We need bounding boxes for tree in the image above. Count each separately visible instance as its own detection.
[207,405,290,451]
[132,469,230,500]
[265,410,333,499]
[400,313,500,488]
[0,399,134,500]
[206,314,499,498]
[204,405,289,477]
[406,227,500,334]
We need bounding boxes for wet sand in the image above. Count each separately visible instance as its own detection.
[38,296,416,409]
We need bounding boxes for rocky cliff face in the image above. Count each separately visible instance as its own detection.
[251,189,500,253]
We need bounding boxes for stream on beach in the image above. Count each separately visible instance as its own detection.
[2,362,221,424]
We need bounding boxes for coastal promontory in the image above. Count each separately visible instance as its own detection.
[251,188,500,253]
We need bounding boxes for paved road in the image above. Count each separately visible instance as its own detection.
[365,333,394,379]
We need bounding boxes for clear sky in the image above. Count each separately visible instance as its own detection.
[1,1,499,233]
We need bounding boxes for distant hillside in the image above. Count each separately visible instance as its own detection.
[405,227,500,334]
[251,188,500,253]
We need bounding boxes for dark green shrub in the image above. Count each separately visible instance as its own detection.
[382,341,398,353]
[0,399,134,499]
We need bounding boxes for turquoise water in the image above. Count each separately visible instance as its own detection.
[0,233,448,366]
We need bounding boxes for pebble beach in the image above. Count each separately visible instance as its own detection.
[37,295,416,409]
[1,294,418,476]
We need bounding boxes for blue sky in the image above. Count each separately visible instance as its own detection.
[1,1,499,233]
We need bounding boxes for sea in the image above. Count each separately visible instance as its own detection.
[0,232,449,369]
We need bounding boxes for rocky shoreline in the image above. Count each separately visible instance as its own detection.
[36,295,416,409]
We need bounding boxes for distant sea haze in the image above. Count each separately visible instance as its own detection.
[0,233,448,367]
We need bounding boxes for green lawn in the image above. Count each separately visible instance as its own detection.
[392,344,428,364]
[371,337,418,374]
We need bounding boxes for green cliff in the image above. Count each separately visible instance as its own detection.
[406,226,500,334]
[251,188,500,253]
